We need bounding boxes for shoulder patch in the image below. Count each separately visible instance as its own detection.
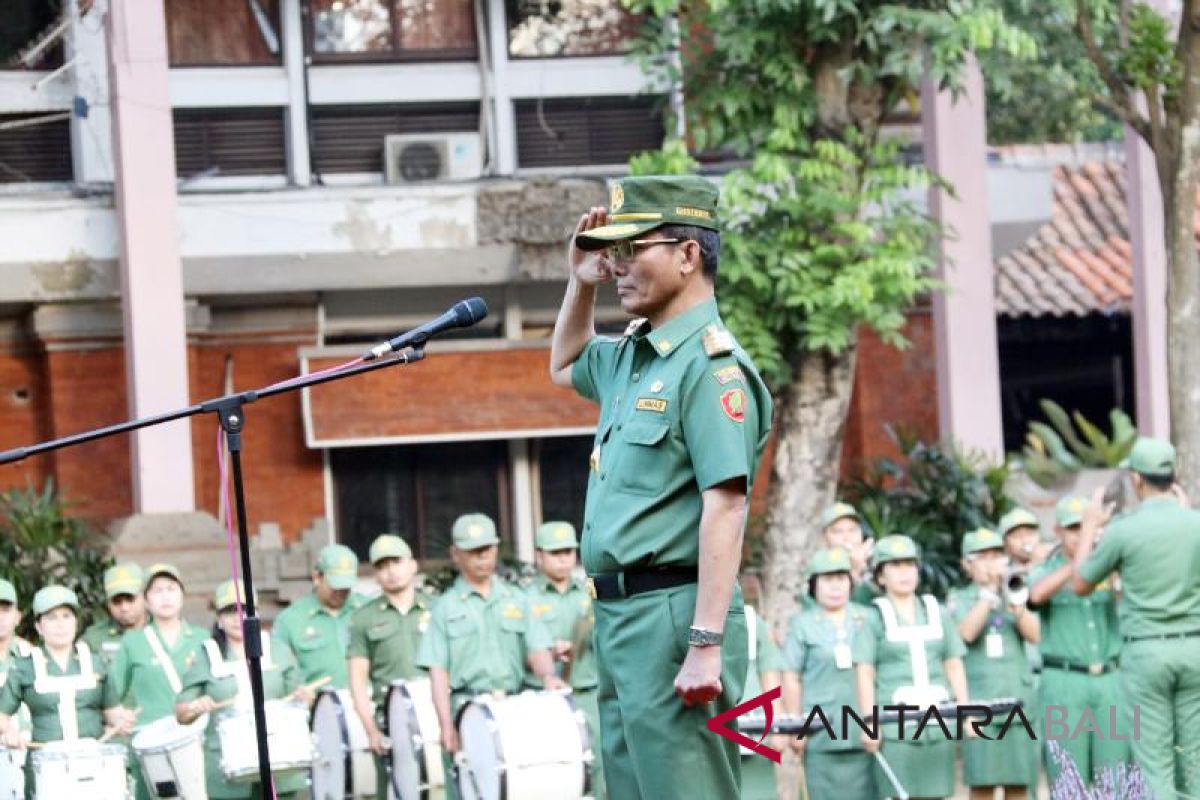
[702,324,735,357]
[623,318,649,337]
[712,365,744,385]
[719,388,747,422]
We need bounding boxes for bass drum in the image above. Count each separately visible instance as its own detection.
[385,678,444,800]
[0,746,25,800]
[310,688,376,799]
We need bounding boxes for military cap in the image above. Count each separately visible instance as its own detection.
[1055,495,1087,528]
[998,508,1040,538]
[145,563,183,588]
[369,534,412,565]
[0,579,16,605]
[1120,436,1176,478]
[961,528,1005,556]
[103,562,145,599]
[536,521,578,550]
[32,585,78,617]
[807,547,854,577]
[213,579,257,611]
[574,175,720,251]
[872,535,920,568]
[820,502,862,530]
[316,544,360,590]
[452,513,500,550]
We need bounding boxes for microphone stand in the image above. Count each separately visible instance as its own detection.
[0,347,427,792]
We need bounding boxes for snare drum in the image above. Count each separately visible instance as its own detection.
[310,688,376,798]
[0,746,24,800]
[456,691,592,800]
[30,739,128,799]
[131,716,208,800]
[216,700,315,784]
[384,678,444,800]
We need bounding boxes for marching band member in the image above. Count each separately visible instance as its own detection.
[819,503,878,605]
[782,547,876,800]
[0,585,133,798]
[82,562,148,669]
[175,579,311,800]
[348,533,430,800]
[949,529,1040,799]
[854,535,970,800]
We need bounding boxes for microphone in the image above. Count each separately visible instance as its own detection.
[364,297,489,360]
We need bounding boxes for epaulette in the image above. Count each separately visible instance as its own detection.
[623,317,649,338]
[702,324,735,357]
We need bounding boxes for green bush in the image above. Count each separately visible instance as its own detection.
[842,428,1015,599]
[0,480,112,640]
[1020,399,1137,487]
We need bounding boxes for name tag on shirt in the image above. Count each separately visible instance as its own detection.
[833,643,853,670]
[985,631,1004,659]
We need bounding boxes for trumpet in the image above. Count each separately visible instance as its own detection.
[1002,569,1029,608]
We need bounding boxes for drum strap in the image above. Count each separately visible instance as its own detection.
[31,643,96,741]
[144,626,183,695]
[873,595,943,693]
[204,635,273,708]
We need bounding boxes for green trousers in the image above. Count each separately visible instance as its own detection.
[740,754,777,799]
[593,583,748,800]
[1039,665,1131,788]
[1120,638,1200,800]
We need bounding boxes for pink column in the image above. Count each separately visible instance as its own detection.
[920,58,1005,459]
[106,0,195,512]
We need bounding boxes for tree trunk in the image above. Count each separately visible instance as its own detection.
[761,344,858,639]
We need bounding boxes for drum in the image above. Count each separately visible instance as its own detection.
[0,746,25,800]
[217,700,316,784]
[456,691,592,800]
[30,739,128,799]
[385,678,444,800]
[132,716,208,800]
[310,688,376,799]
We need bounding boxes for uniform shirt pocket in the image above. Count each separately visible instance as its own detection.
[366,622,400,642]
[614,420,671,496]
[445,614,474,639]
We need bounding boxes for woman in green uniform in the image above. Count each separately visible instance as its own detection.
[853,535,970,800]
[175,579,312,800]
[948,528,1040,799]
[0,585,134,799]
[782,547,876,800]
[107,563,210,800]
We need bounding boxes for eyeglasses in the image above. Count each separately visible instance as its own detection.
[606,238,684,262]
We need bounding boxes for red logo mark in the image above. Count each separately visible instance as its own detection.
[719,388,746,422]
[707,686,781,763]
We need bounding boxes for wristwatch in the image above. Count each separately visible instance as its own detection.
[688,626,724,647]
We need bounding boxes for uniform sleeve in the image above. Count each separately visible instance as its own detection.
[176,648,210,704]
[570,337,620,404]
[781,614,807,674]
[947,588,972,624]
[1078,525,1124,585]
[942,609,968,659]
[0,660,26,715]
[274,637,302,694]
[106,635,133,706]
[523,597,553,653]
[347,609,369,660]
[852,612,880,666]
[415,602,449,671]
[681,355,763,491]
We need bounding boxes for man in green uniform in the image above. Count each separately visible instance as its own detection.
[272,543,366,689]
[999,507,1048,573]
[820,502,878,605]
[348,533,430,800]
[1071,437,1200,800]
[82,562,147,668]
[415,513,563,800]
[1028,495,1129,788]
[549,175,773,800]
[524,520,605,799]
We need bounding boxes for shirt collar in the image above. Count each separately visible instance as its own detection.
[633,298,719,358]
[455,575,502,601]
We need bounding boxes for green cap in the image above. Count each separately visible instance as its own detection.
[1120,436,1176,477]
[998,508,1039,537]
[452,513,500,550]
[316,544,360,590]
[32,585,78,617]
[872,535,920,568]
[961,528,1005,556]
[103,563,145,599]
[0,579,16,605]
[213,579,257,611]
[536,521,578,551]
[574,175,720,251]
[369,534,412,565]
[820,502,861,530]
[1055,495,1087,528]
[807,547,853,577]
[145,563,182,588]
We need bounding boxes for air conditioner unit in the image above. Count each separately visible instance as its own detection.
[383,132,483,184]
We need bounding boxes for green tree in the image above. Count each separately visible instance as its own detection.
[624,0,1032,632]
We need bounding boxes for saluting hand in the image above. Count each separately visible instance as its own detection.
[674,646,723,707]
[567,207,615,287]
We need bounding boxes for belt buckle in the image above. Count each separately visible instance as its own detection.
[1088,663,1104,676]
[586,577,597,600]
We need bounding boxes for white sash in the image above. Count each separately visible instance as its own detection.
[873,595,949,706]
[30,643,97,741]
[203,635,274,711]
[144,626,183,695]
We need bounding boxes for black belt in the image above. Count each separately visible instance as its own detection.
[1041,656,1118,676]
[588,566,698,601]
[1124,629,1200,643]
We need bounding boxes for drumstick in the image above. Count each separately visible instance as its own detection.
[289,675,332,700]
[99,706,142,741]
